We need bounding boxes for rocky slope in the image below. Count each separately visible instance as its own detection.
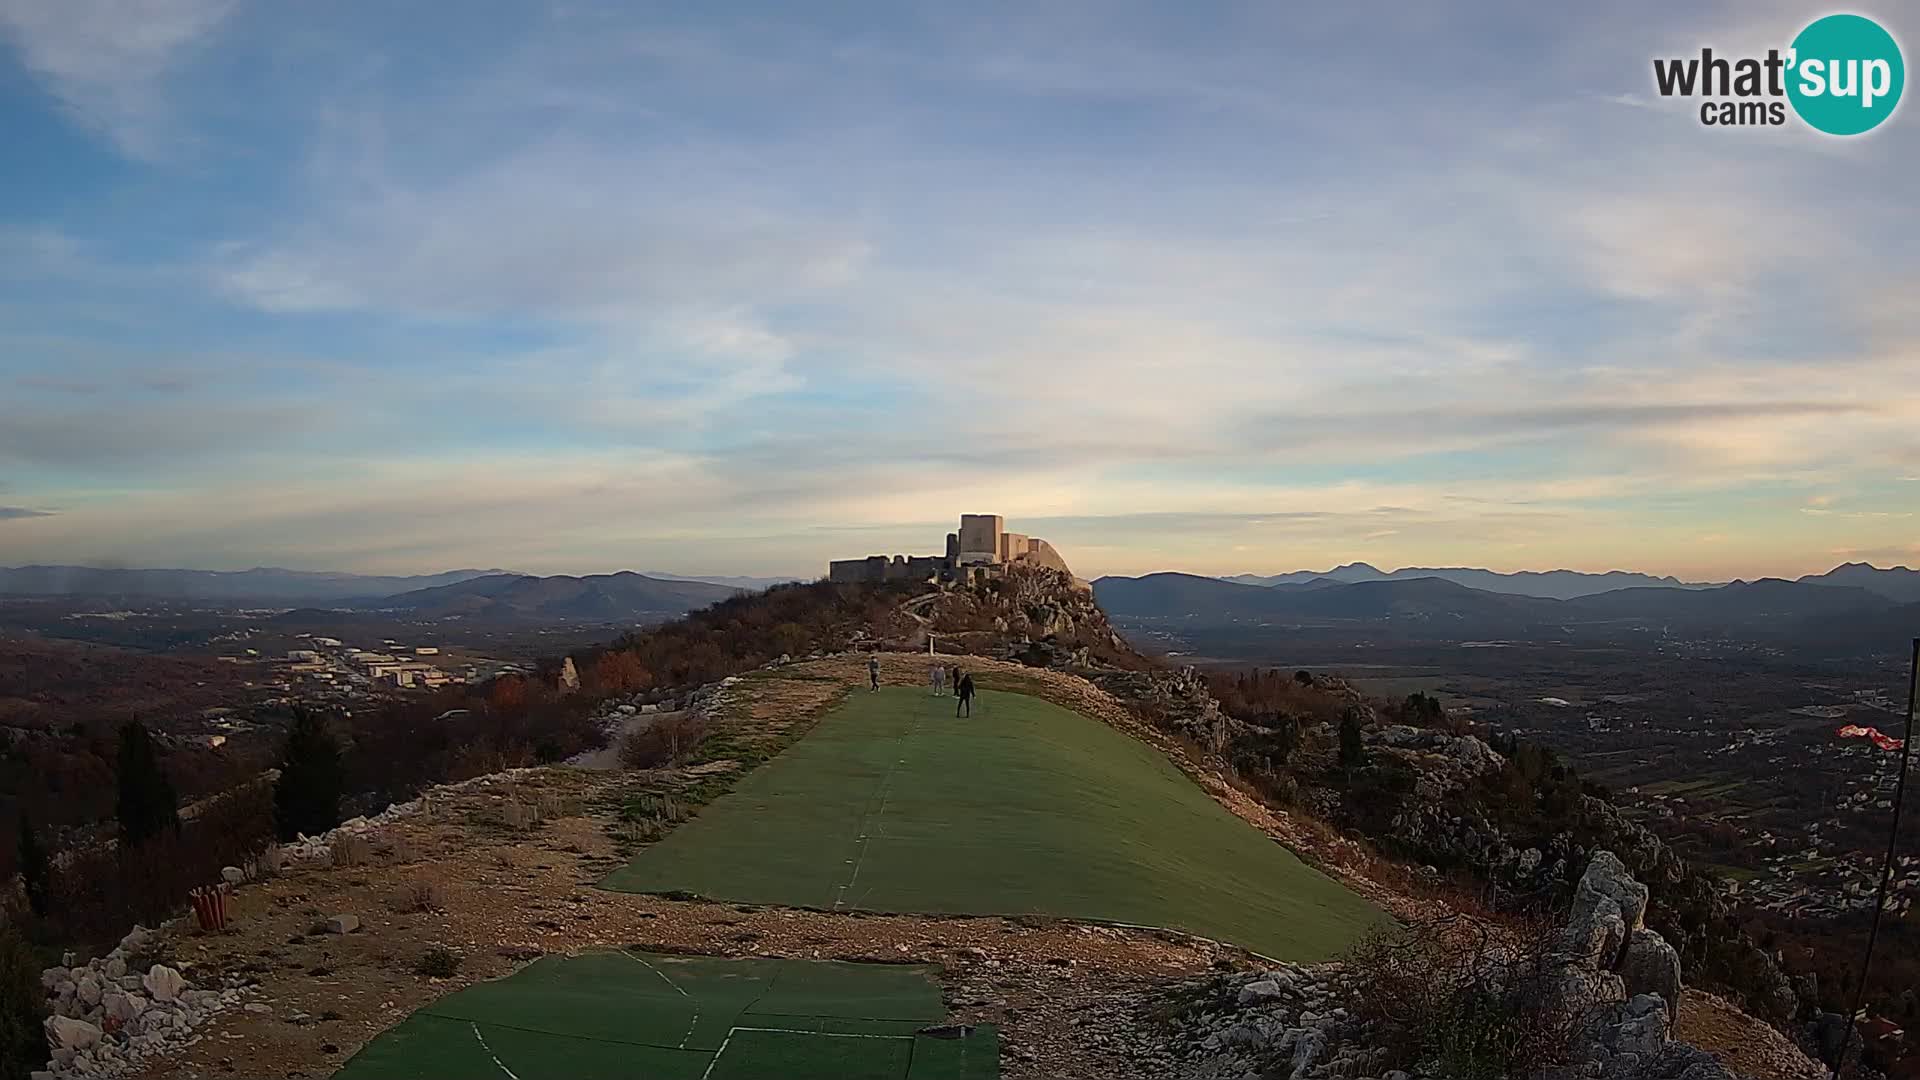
[13,574,1831,1080]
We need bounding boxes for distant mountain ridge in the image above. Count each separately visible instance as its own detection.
[1221,562,1713,599]
[357,571,739,620]
[641,571,804,590]
[1095,570,1902,648]
[0,565,512,603]
[1796,561,1920,603]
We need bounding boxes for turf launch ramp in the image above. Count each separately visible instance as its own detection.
[333,950,996,1079]
[603,687,1389,961]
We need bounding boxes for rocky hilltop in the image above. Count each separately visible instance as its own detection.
[6,572,1835,1080]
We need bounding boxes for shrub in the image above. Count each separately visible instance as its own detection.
[1339,707,1367,769]
[391,881,442,914]
[415,946,461,978]
[0,928,46,1080]
[330,834,371,868]
[623,793,685,824]
[246,843,283,881]
[1345,916,1577,1079]
[274,710,345,842]
[619,714,710,770]
[498,800,537,830]
[15,812,48,918]
[117,721,181,847]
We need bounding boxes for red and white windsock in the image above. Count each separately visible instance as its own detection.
[1838,724,1906,752]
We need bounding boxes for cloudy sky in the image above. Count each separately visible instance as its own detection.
[1,1,1915,581]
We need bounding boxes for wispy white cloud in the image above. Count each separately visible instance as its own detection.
[0,0,236,158]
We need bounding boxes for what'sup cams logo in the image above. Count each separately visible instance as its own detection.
[1653,13,1904,134]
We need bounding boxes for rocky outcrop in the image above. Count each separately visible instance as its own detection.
[1092,667,1240,753]
[1149,855,1745,1080]
[1539,854,1719,1079]
[1148,963,1379,1080]
[37,926,257,1079]
[929,564,1140,669]
[1618,930,1683,1022]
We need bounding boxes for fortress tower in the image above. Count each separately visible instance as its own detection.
[829,513,1071,583]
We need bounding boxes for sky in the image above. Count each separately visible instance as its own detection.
[1,0,1916,582]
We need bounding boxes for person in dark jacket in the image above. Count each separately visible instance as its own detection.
[955,672,975,717]
[868,654,881,692]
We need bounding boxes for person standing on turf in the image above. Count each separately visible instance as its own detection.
[930,662,946,696]
[949,663,961,696]
[868,653,881,692]
[956,672,975,717]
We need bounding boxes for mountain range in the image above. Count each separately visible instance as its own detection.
[1219,560,1920,604]
[1095,566,1917,652]
[0,565,511,603]
[641,571,804,591]
[0,564,792,608]
[1220,562,1709,599]
[351,572,740,620]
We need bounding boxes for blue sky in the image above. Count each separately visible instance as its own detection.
[1,0,1916,580]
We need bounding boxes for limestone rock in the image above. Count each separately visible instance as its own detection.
[326,913,361,934]
[1574,851,1650,934]
[103,992,148,1024]
[1560,851,1646,969]
[1237,979,1286,1006]
[1445,734,1506,774]
[1635,1041,1741,1079]
[221,865,246,885]
[1617,929,1682,1020]
[142,964,186,1003]
[46,1015,102,1051]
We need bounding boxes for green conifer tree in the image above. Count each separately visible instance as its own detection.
[16,811,49,917]
[116,721,180,847]
[274,710,346,842]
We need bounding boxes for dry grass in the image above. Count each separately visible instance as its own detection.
[330,834,372,869]
[389,881,443,914]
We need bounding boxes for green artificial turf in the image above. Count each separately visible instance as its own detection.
[332,951,995,1080]
[602,687,1390,961]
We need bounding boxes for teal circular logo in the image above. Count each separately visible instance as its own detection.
[1787,14,1905,135]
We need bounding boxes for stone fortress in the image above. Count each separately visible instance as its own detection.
[828,513,1072,584]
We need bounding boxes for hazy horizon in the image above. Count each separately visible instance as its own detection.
[2,549,1912,586]
[3,2,1915,582]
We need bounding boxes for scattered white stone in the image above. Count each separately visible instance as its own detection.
[220,865,246,885]
[1236,979,1286,1006]
[325,914,360,934]
[141,965,185,1003]
[46,1015,102,1052]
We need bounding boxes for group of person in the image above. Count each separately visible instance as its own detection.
[865,653,976,716]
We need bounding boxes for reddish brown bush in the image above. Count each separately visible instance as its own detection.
[620,714,710,770]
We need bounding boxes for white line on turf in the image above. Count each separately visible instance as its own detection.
[832,703,920,910]
[623,951,701,1049]
[699,1026,914,1080]
[470,1022,522,1080]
